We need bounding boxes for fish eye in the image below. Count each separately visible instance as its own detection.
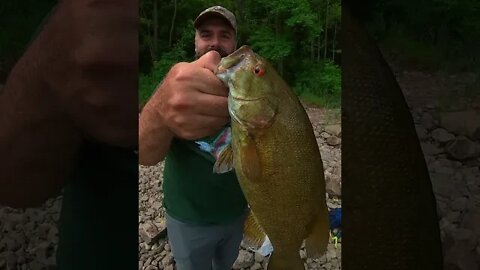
[253,65,264,76]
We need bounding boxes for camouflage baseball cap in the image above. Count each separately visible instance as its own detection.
[193,6,237,33]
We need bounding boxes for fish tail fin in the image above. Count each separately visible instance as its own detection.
[243,209,266,249]
[304,206,330,258]
[267,253,304,270]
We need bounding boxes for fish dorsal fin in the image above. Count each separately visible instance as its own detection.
[243,209,266,249]
[213,143,234,174]
[240,134,262,181]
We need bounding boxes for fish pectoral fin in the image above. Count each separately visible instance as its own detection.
[304,206,330,258]
[243,209,266,249]
[240,135,263,181]
[213,143,234,174]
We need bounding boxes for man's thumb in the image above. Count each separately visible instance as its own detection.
[194,50,221,72]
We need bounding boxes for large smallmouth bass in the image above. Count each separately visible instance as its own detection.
[211,45,329,270]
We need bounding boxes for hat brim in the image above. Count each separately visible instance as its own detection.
[193,11,235,32]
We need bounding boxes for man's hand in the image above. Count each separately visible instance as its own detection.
[139,51,230,165]
[154,51,230,140]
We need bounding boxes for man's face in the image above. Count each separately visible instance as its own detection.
[195,17,236,59]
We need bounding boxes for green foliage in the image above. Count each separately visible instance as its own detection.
[139,0,342,108]
[139,27,195,104]
[294,60,341,108]
[248,28,293,62]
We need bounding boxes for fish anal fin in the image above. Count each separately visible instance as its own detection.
[243,209,266,249]
[213,144,234,174]
[304,206,330,258]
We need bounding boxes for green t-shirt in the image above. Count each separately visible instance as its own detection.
[163,137,248,225]
[56,141,138,270]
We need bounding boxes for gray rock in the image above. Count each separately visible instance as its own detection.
[439,110,480,139]
[3,251,16,269]
[164,265,174,270]
[415,125,429,140]
[139,222,165,245]
[152,202,162,210]
[326,244,337,261]
[451,228,477,250]
[421,142,444,156]
[325,175,341,197]
[324,124,341,136]
[320,132,331,139]
[326,136,341,146]
[145,257,153,267]
[430,159,455,175]
[254,252,264,263]
[430,172,454,198]
[420,112,436,130]
[450,197,469,211]
[251,262,263,270]
[33,241,52,262]
[145,265,158,270]
[299,249,307,260]
[233,250,254,269]
[24,208,43,223]
[444,243,478,270]
[461,209,480,238]
[164,243,170,251]
[432,128,455,143]
[29,261,44,270]
[446,136,477,160]
[161,254,173,266]
[445,211,462,224]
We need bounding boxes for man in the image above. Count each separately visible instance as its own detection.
[139,6,249,270]
[1,1,138,269]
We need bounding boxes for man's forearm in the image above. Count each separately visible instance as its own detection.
[139,106,173,166]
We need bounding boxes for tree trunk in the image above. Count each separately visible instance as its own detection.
[168,0,177,48]
[311,39,314,60]
[275,12,284,75]
[153,0,158,60]
[235,0,244,44]
[324,0,329,59]
[332,22,337,61]
[317,37,321,62]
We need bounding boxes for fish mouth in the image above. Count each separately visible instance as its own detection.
[230,95,263,102]
[216,46,254,85]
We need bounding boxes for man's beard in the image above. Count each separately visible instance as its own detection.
[195,47,229,59]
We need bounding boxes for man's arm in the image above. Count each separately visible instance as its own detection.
[139,51,230,166]
[0,0,137,208]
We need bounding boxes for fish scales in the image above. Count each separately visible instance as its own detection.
[341,6,443,270]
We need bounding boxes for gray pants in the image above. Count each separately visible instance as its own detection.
[165,212,247,270]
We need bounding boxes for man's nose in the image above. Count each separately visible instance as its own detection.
[209,36,220,48]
